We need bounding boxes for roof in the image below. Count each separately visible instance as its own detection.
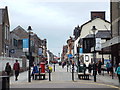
[85,30,111,39]
[11,26,29,39]
[0,6,10,25]
[80,17,110,32]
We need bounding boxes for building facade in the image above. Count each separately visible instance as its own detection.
[111,1,120,66]
[74,11,111,66]
[102,1,120,66]
[0,6,10,57]
[10,26,47,64]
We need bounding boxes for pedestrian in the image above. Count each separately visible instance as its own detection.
[83,63,86,74]
[109,61,113,76]
[5,62,11,76]
[13,60,20,81]
[31,64,39,79]
[115,63,120,85]
[88,63,92,74]
[62,61,65,68]
[97,60,102,75]
[106,62,110,74]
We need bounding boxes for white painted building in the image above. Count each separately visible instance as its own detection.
[74,12,111,66]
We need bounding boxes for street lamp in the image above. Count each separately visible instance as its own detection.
[77,45,80,73]
[28,26,32,82]
[91,26,97,82]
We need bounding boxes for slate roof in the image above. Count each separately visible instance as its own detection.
[85,30,111,39]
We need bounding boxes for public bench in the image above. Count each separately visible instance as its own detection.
[34,73,45,80]
[32,68,46,80]
[78,73,90,80]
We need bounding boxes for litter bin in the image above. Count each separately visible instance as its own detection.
[40,62,45,73]
[0,76,9,90]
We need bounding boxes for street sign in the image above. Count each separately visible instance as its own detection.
[9,49,15,53]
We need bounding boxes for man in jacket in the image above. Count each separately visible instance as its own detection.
[13,60,20,81]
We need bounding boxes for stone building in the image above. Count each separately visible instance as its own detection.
[61,45,68,61]
[10,26,47,63]
[0,6,10,57]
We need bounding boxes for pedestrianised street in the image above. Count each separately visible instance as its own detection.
[10,64,120,89]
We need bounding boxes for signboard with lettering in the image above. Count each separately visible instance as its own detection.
[95,38,101,51]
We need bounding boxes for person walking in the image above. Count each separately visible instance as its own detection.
[13,60,20,81]
[116,63,120,85]
[31,64,39,79]
[83,63,86,74]
[88,63,92,74]
[97,60,102,75]
[106,62,110,74]
[5,62,11,76]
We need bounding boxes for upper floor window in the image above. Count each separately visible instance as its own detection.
[13,38,18,47]
[118,20,120,36]
[5,25,9,40]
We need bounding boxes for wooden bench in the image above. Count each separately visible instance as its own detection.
[78,73,90,80]
[34,73,45,80]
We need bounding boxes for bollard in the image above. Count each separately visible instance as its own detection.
[0,76,10,90]
[72,65,74,81]
[54,64,55,72]
[67,64,68,72]
[49,69,51,81]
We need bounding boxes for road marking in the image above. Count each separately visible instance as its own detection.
[10,80,120,89]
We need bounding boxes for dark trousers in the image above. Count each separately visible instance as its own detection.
[117,74,120,83]
[98,68,101,74]
[15,70,19,80]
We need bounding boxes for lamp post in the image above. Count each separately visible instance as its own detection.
[28,26,32,82]
[77,45,80,73]
[91,26,97,82]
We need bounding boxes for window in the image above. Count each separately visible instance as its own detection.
[18,40,23,49]
[5,25,9,40]
[118,20,120,35]
[13,38,18,47]
[85,55,89,62]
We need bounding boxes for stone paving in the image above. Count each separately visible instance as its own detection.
[10,64,120,89]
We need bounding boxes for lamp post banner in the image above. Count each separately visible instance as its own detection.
[23,39,29,52]
[38,48,42,55]
[79,48,83,53]
[95,38,101,51]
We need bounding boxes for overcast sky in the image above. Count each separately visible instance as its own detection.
[0,0,110,56]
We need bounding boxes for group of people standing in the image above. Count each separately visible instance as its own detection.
[87,60,103,75]
[5,60,20,81]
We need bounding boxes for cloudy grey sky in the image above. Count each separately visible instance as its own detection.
[0,0,110,56]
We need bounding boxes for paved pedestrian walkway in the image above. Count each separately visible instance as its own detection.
[10,64,120,88]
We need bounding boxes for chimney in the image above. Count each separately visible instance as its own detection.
[91,11,105,20]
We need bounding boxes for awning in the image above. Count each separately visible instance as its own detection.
[102,36,120,48]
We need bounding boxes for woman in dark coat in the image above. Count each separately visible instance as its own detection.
[5,62,11,76]
[88,63,92,74]
[97,60,102,75]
